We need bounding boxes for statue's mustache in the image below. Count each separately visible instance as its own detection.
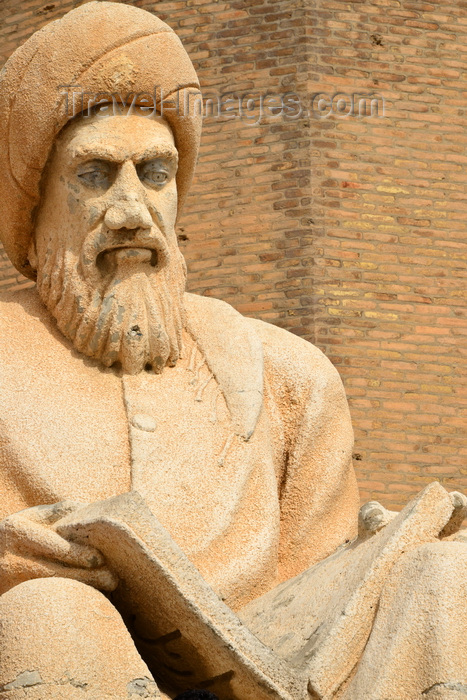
[78,224,171,282]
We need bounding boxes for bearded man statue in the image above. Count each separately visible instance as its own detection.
[0,4,466,700]
[33,111,187,376]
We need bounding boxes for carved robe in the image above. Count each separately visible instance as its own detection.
[2,289,467,700]
[0,288,359,610]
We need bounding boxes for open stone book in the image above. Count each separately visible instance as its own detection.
[55,483,455,700]
[55,491,306,700]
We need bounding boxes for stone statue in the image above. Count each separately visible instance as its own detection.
[0,3,466,699]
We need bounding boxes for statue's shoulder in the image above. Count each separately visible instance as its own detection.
[0,288,55,389]
[184,292,342,394]
[246,314,344,395]
[0,287,62,356]
[246,314,330,365]
[0,287,48,331]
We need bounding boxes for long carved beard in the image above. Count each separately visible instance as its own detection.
[36,233,186,375]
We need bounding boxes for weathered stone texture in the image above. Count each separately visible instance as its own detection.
[0,0,465,510]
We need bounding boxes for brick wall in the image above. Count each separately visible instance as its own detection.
[0,0,465,510]
[307,0,467,509]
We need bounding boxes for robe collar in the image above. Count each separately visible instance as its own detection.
[5,288,264,443]
[183,292,263,442]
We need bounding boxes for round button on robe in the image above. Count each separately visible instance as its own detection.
[131,413,157,432]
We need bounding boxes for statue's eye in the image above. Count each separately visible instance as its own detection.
[138,160,170,187]
[77,161,112,188]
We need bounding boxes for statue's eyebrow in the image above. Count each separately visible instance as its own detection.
[71,143,178,164]
[134,145,178,164]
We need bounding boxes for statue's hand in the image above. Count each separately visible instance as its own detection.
[358,501,398,539]
[0,501,118,596]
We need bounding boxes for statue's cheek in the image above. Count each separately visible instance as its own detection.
[67,192,79,215]
[88,204,102,227]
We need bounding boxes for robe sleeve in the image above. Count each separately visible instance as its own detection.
[249,318,360,583]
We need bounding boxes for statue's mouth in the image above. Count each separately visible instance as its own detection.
[96,241,166,275]
[80,226,171,282]
[98,246,159,267]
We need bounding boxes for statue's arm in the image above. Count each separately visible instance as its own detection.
[249,317,360,583]
[276,357,359,581]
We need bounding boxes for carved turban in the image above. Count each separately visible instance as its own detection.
[0,1,202,279]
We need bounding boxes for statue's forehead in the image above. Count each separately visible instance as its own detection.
[57,113,177,162]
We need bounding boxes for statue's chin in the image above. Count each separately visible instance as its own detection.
[85,270,183,374]
[38,252,186,376]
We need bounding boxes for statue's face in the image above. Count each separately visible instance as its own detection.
[32,113,187,375]
[34,112,179,281]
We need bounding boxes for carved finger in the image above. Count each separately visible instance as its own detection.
[440,491,467,538]
[45,563,119,592]
[2,517,105,569]
[358,501,397,538]
[0,554,118,595]
[15,501,88,526]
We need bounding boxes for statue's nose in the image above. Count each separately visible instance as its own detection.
[104,201,153,231]
[104,162,153,231]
